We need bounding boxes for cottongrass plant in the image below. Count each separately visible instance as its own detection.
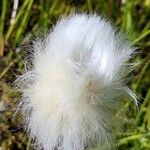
[17,14,137,150]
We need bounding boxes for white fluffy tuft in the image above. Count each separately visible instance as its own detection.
[17,14,136,150]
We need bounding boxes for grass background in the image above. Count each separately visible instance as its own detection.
[0,0,150,149]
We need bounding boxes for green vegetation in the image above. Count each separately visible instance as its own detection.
[0,0,150,149]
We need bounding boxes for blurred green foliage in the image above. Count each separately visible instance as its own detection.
[0,0,150,149]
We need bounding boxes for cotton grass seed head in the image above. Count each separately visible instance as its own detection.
[16,14,137,150]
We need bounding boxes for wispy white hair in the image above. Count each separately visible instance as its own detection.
[17,14,137,150]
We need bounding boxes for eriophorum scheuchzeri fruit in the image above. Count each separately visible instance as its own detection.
[16,14,137,150]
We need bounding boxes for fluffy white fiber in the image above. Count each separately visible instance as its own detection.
[17,14,137,150]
